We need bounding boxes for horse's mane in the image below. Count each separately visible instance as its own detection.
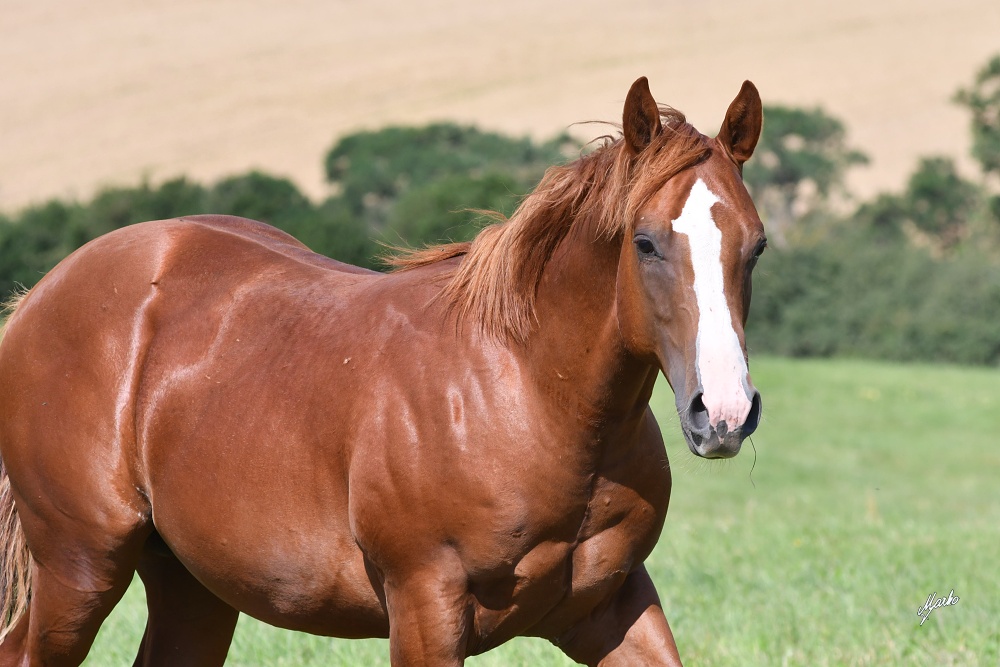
[387,107,713,344]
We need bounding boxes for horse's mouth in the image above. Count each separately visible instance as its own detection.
[681,425,744,459]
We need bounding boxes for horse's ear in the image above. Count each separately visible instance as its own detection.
[623,77,662,155]
[717,80,763,167]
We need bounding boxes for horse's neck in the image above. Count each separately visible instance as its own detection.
[525,222,658,430]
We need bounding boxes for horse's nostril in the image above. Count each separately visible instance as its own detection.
[688,392,709,432]
[743,391,762,437]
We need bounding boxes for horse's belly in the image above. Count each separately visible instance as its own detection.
[157,517,389,638]
[141,419,390,636]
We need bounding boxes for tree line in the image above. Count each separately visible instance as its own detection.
[2,56,1000,365]
[0,124,571,294]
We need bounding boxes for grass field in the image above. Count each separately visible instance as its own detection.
[83,356,1000,666]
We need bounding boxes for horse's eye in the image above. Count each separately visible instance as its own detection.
[634,236,658,257]
[748,239,767,268]
[753,239,767,258]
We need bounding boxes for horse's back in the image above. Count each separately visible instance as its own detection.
[168,214,380,277]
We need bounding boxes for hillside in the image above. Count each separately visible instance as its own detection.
[2,0,999,211]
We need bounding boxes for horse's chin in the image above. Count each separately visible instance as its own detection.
[681,427,743,459]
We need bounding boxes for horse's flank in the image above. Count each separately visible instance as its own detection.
[388,108,711,344]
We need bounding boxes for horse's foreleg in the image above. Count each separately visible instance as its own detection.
[554,565,683,667]
[383,567,470,667]
[132,544,238,667]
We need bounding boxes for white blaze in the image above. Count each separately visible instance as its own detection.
[672,178,752,429]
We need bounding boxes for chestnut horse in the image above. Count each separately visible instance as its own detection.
[0,77,764,666]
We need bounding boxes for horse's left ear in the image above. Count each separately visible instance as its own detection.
[623,77,662,155]
[717,80,763,168]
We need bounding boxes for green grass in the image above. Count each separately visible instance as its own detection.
[84,356,1000,666]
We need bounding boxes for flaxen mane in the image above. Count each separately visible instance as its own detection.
[388,108,712,343]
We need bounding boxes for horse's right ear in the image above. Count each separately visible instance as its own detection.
[717,80,763,167]
[623,77,662,155]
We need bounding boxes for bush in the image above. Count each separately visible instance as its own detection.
[207,172,311,224]
[0,201,79,296]
[0,173,373,297]
[324,123,574,229]
[749,228,1000,365]
[387,172,522,245]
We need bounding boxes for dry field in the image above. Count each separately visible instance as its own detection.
[2,0,999,212]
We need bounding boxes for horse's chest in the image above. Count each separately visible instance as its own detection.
[469,477,666,642]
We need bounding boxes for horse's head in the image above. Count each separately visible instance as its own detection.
[616,77,764,459]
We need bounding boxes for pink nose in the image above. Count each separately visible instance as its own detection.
[703,386,754,431]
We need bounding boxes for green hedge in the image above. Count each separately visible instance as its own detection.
[750,230,1000,365]
[0,174,378,299]
[0,124,570,299]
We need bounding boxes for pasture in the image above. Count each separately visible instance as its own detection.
[83,355,998,666]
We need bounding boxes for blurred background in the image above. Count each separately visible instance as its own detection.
[2,1,999,665]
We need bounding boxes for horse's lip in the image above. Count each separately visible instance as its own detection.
[681,425,743,459]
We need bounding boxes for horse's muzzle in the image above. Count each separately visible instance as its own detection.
[680,390,762,458]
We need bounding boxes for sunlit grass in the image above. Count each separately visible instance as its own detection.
[85,356,1000,665]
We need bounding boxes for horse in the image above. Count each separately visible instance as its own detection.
[0,76,764,666]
